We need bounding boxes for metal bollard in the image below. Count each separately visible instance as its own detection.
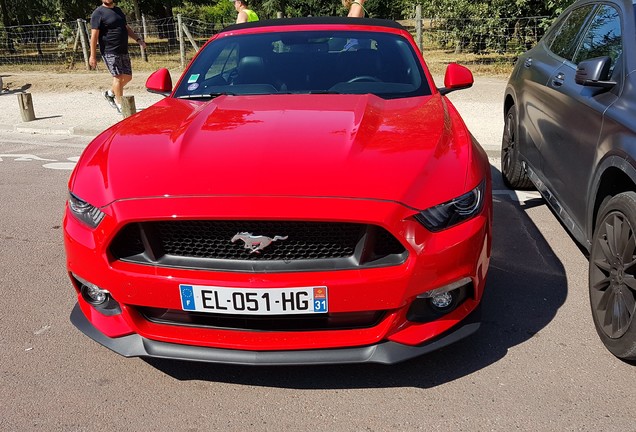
[18,93,36,122]
[121,95,136,118]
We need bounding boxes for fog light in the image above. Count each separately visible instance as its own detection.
[430,292,453,309]
[75,274,110,305]
[406,277,473,323]
[83,284,109,305]
[72,274,121,316]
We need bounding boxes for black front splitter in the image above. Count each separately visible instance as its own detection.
[70,303,480,365]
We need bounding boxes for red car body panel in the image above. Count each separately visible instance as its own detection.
[71,94,474,210]
[64,18,492,365]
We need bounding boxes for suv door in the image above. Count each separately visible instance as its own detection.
[538,4,623,232]
[515,6,595,172]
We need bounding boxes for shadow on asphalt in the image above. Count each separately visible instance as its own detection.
[0,83,32,95]
[145,164,567,388]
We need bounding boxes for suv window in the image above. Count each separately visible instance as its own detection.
[573,5,622,68]
[549,5,595,61]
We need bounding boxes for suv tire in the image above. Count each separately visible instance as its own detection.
[501,105,533,189]
[589,192,636,360]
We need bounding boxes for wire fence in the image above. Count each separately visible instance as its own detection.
[0,15,552,69]
[0,16,229,69]
[415,16,550,54]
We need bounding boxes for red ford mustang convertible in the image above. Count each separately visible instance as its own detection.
[64,17,492,365]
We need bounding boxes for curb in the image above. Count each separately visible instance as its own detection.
[15,124,72,135]
[70,126,108,137]
[2,123,104,137]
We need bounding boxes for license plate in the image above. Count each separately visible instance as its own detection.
[179,284,328,315]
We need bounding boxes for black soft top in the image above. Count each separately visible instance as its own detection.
[220,17,406,33]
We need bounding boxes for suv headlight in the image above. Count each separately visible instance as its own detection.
[414,180,485,232]
[68,192,105,228]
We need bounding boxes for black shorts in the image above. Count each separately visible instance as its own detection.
[102,53,132,76]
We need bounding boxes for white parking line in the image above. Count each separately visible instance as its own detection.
[0,154,56,162]
[0,153,80,170]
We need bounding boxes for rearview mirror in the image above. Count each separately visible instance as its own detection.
[575,56,616,89]
[438,63,473,95]
[146,68,173,96]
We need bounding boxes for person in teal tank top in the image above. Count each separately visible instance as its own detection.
[232,0,259,23]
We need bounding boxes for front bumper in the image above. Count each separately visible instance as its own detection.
[65,193,491,360]
[71,302,481,365]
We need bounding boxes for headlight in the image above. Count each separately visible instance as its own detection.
[68,192,105,228]
[414,180,485,232]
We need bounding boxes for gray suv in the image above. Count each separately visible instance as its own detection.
[501,0,636,360]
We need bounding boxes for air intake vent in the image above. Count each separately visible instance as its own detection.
[110,220,407,272]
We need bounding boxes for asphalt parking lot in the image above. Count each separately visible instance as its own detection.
[0,80,634,430]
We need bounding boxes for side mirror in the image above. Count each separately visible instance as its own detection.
[575,56,616,89]
[438,63,473,95]
[146,68,173,96]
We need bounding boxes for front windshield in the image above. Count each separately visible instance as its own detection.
[173,30,430,100]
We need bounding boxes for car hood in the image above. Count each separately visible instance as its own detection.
[72,93,476,211]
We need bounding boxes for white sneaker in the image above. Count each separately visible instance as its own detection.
[103,91,117,110]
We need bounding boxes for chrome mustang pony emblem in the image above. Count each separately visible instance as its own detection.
[231,232,288,254]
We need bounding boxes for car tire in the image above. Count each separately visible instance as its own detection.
[501,105,533,189]
[589,192,636,360]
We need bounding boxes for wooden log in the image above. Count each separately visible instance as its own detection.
[121,95,136,118]
[18,93,36,122]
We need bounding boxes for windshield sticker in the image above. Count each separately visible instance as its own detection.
[187,74,200,84]
[187,83,200,91]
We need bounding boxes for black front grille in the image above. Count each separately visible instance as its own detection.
[157,221,361,260]
[137,307,386,331]
[110,220,407,272]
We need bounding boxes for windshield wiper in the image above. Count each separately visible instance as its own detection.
[308,90,341,94]
[176,92,234,100]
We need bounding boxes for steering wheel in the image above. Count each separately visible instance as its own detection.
[347,75,382,83]
[199,74,230,91]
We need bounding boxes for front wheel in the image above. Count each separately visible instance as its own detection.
[501,105,533,189]
[589,192,636,360]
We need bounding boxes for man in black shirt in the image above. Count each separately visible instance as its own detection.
[89,0,146,113]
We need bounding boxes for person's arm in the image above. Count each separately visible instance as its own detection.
[236,11,248,24]
[343,0,366,17]
[89,29,99,69]
[126,25,146,49]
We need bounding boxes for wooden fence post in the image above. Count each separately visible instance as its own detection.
[121,96,136,118]
[181,23,199,52]
[140,43,148,62]
[416,5,422,53]
[142,14,148,40]
[177,14,186,69]
[18,93,36,122]
[78,19,90,70]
